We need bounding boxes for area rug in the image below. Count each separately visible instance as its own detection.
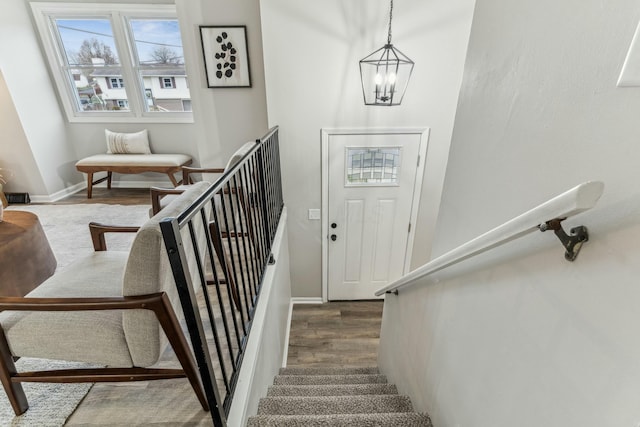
[1,203,150,425]
[6,203,150,270]
[0,358,96,427]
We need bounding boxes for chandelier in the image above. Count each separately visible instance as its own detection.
[359,0,414,106]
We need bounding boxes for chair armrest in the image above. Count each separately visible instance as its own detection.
[0,293,165,312]
[182,166,225,185]
[89,222,140,252]
[150,187,185,216]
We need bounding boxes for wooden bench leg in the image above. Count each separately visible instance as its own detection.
[86,172,94,199]
[0,327,28,415]
[167,172,179,187]
[107,171,113,189]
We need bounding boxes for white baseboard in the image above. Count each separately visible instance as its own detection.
[281,297,323,367]
[30,181,85,203]
[290,297,323,304]
[29,180,173,203]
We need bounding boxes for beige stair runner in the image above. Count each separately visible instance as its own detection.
[247,366,432,426]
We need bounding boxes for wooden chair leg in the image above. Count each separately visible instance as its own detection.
[86,172,94,199]
[107,171,113,189]
[0,326,28,415]
[209,222,242,310]
[154,294,209,411]
[238,188,256,248]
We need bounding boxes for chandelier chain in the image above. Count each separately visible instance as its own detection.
[387,0,393,44]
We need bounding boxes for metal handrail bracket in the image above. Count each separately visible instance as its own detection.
[375,181,604,296]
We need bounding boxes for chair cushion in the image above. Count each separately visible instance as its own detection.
[224,141,255,170]
[0,252,134,367]
[123,181,211,367]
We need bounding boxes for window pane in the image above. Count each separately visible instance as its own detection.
[346,147,401,185]
[55,19,120,66]
[55,18,128,112]
[129,19,190,112]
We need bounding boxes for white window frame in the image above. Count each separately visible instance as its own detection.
[110,78,125,89]
[30,2,193,123]
[161,77,175,89]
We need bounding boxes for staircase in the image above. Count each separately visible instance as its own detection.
[247,366,432,426]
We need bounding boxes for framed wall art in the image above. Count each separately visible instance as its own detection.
[200,25,251,88]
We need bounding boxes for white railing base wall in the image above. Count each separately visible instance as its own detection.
[226,209,292,427]
[375,181,604,296]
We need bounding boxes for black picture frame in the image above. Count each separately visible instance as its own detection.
[199,25,251,88]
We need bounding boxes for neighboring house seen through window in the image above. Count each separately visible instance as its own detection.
[31,3,192,123]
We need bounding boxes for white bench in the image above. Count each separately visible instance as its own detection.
[75,153,192,198]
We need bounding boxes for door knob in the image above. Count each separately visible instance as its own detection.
[330,234,337,241]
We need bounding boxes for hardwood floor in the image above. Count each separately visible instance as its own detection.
[287,301,384,368]
[51,187,151,205]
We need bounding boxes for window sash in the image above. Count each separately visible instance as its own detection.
[30,2,192,123]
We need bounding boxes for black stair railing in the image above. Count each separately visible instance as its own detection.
[160,126,283,426]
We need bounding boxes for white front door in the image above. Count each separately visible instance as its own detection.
[323,129,427,301]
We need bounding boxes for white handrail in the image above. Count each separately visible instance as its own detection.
[375,181,605,296]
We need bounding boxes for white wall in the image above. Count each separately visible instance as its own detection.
[176,0,268,170]
[379,1,640,426]
[260,0,476,297]
[0,0,267,199]
[198,0,269,161]
[1,1,77,197]
[0,69,48,195]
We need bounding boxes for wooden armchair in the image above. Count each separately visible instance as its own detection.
[0,182,211,416]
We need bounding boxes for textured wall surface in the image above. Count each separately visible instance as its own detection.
[379,1,640,426]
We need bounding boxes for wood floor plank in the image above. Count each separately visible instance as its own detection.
[286,301,384,368]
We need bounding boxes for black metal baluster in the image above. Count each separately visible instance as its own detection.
[197,209,231,395]
[160,217,226,427]
[232,173,255,309]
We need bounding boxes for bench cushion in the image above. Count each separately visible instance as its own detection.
[76,153,191,168]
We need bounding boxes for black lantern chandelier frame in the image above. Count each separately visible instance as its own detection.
[359,0,414,106]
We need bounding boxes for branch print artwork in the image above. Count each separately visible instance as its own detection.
[214,31,237,79]
[200,26,251,88]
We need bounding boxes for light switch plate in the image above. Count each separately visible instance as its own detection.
[308,209,321,220]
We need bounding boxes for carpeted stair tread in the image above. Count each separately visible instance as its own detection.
[247,412,432,426]
[267,383,398,396]
[257,395,414,415]
[279,366,379,376]
[274,374,387,385]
